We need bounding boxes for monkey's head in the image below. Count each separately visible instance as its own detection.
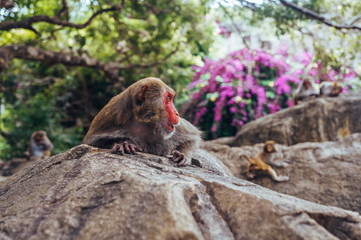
[32,130,47,144]
[303,79,312,90]
[264,140,276,153]
[131,77,180,137]
[331,82,343,96]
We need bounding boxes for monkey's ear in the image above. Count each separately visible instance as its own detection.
[138,85,149,103]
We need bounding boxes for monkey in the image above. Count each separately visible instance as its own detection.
[82,77,202,166]
[293,78,319,105]
[243,140,289,182]
[319,81,343,97]
[27,130,53,161]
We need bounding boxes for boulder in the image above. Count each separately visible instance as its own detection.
[203,133,361,214]
[0,157,38,177]
[1,145,361,239]
[222,93,361,147]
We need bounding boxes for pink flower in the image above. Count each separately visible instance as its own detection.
[344,68,357,82]
[245,74,254,89]
[301,52,313,66]
[275,41,289,57]
[216,20,231,38]
[230,107,237,113]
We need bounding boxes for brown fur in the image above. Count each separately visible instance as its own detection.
[28,130,53,160]
[293,78,319,105]
[320,81,343,97]
[83,77,202,159]
[244,140,289,182]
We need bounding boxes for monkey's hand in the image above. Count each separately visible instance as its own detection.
[167,151,190,167]
[247,171,256,179]
[111,141,142,155]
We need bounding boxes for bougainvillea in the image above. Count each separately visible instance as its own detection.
[181,47,360,139]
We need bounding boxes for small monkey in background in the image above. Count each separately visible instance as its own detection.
[28,130,53,160]
[243,140,289,182]
[319,81,343,97]
[293,78,319,105]
[83,77,202,166]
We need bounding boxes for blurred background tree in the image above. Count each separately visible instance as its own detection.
[0,0,215,159]
[0,0,360,159]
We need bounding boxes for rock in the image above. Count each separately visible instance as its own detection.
[0,157,39,176]
[226,93,361,147]
[1,144,361,239]
[191,149,233,177]
[203,133,361,214]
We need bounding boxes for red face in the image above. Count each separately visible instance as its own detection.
[163,90,179,131]
[304,80,311,90]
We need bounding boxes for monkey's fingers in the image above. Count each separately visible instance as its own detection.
[132,144,143,152]
[111,144,120,153]
[177,157,190,167]
[128,144,143,154]
[123,141,132,154]
[167,150,179,159]
[129,144,136,153]
[172,155,184,163]
[111,144,125,155]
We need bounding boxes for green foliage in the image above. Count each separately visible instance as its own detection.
[1,0,360,159]
[0,0,215,160]
[0,92,83,160]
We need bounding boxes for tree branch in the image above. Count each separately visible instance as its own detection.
[0,5,123,32]
[0,44,181,88]
[219,4,250,48]
[57,0,69,20]
[0,45,123,87]
[118,43,181,69]
[279,0,361,31]
[236,0,257,11]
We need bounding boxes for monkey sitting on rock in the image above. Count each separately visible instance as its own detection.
[27,130,53,161]
[293,78,319,105]
[83,77,202,166]
[319,81,343,97]
[243,141,289,182]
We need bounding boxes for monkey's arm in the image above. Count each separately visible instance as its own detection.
[45,140,54,150]
[168,118,202,166]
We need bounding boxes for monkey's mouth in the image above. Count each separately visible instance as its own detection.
[167,123,175,131]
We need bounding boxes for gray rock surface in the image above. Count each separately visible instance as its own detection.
[221,93,361,147]
[1,144,361,239]
[203,133,361,214]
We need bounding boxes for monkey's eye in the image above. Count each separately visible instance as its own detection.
[166,94,172,102]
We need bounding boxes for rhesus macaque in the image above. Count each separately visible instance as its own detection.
[243,140,289,182]
[293,78,319,105]
[83,77,202,166]
[319,81,343,97]
[28,130,53,160]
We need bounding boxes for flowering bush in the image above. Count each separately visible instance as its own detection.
[181,47,360,139]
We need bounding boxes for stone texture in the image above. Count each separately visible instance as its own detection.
[0,157,38,177]
[203,133,361,214]
[1,145,361,240]
[223,93,361,147]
